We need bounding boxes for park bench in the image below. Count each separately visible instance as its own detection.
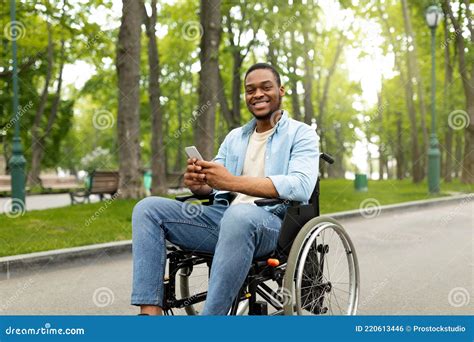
[69,170,119,204]
[0,175,11,193]
[0,175,30,194]
[39,175,83,192]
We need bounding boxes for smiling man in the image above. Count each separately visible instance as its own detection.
[131,63,320,315]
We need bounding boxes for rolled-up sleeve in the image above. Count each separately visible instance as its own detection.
[268,126,319,202]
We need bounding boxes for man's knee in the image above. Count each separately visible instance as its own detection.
[132,196,171,222]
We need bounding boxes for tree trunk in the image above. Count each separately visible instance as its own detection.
[445,0,474,183]
[143,0,167,195]
[174,86,183,172]
[444,129,453,182]
[116,0,143,198]
[289,30,302,121]
[401,0,428,178]
[316,34,345,161]
[195,0,221,160]
[28,22,53,187]
[379,5,421,182]
[231,52,243,129]
[396,113,404,180]
[377,91,385,180]
[454,133,462,178]
[302,29,314,126]
[400,0,423,183]
[442,15,454,182]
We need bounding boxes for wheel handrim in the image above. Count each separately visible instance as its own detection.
[294,222,359,315]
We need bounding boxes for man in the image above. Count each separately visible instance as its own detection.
[131,63,319,315]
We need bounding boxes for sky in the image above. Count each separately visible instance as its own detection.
[62,0,399,178]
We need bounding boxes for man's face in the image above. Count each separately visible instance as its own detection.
[245,69,285,120]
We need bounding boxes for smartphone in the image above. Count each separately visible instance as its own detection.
[185,146,204,161]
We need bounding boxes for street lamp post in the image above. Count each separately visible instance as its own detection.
[8,0,27,213]
[425,5,443,194]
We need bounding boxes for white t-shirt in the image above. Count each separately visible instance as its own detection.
[231,126,275,206]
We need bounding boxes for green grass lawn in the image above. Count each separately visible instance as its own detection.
[0,179,471,257]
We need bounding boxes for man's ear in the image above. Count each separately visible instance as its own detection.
[279,85,285,97]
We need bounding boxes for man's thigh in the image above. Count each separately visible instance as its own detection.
[145,196,228,253]
[219,204,283,257]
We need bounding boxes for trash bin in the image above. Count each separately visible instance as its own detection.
[354,174,368,192]
[144,171,152,194]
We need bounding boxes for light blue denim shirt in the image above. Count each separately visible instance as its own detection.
[212,110,320,216]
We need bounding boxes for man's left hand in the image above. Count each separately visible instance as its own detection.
[195,160,235,191]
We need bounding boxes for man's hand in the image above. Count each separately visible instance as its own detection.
[196,160,236,191]
[184,158,212,195]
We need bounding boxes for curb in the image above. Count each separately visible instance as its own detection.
[1,193,472,278]
[330,193,473,220]
[0,240,131,280]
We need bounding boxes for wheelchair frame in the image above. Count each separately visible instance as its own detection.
[161,153,359,315]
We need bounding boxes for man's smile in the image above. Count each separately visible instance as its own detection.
[252,99,270,109]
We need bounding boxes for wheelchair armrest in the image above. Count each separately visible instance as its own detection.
[175,192,215,202]
[254,198,286,207]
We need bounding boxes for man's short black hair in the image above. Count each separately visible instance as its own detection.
[244,63,281,87]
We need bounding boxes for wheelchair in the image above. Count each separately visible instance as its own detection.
[162,153,360,315]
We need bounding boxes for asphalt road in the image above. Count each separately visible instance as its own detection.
[1,200,472,315]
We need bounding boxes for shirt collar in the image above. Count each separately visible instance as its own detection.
[241,110,289,135]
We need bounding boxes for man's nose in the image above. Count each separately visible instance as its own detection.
[254,88,264,97]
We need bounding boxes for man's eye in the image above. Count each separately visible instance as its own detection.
[264,86,272,91]
[246,89,255,93]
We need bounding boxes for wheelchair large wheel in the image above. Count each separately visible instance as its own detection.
[179,265,249,315]
[178,264,209,315]
[283,216,359,315]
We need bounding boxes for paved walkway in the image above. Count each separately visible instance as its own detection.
[0,194,102,213]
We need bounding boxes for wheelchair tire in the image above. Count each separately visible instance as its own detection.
[179,266,198,315]
[282,216,359,315]
[178,265,207,315]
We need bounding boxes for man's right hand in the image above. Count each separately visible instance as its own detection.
[184,158,212,195]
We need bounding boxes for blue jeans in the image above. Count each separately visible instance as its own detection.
[131,196,283,315]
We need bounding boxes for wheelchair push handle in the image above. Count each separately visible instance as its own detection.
[320,152,334,164]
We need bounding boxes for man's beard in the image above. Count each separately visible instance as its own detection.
[250,96,282,121]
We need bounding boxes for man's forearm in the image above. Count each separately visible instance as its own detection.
[228,176,279,198]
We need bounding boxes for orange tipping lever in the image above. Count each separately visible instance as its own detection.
[267,258,280,267]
